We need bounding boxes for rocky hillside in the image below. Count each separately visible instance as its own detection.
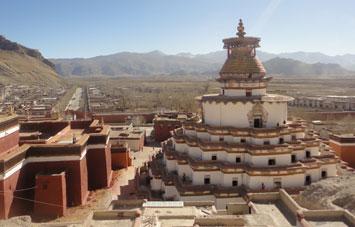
[0,35,63,86]
[296,170,355,214]
[52,51,354,77]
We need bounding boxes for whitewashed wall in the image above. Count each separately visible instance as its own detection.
[202,101,288,128]
[151,178,163,191]
[248,153,290,167]
[223,88,266,96]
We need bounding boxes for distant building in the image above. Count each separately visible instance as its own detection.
[111,143,132,170]
[290,95,355,111]
[110,124,145,152]
[153,112,193,142]
[329,134,355,168]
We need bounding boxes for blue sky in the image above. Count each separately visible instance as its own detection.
[1,0,355,58]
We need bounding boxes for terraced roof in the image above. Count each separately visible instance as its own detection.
[220,55,265,74]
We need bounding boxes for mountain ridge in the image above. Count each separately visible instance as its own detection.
[51,50,355,77]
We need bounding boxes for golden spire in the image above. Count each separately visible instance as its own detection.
[237,19,246,38]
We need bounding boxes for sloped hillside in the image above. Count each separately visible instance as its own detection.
[0,35,63,87]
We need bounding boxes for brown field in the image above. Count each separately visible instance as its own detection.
[67,75,355,111]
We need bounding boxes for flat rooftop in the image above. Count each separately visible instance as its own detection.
[49,128,84,144]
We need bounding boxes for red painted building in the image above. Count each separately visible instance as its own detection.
[0,118,113,219]
[111,143,132,170]
[34,172,67,218]
[153,113,193,142]
[329,134,355,168]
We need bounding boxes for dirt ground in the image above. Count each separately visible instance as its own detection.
[295,168,355,214]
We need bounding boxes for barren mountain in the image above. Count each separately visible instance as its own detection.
[0,35,63,87]
[51,50,354,77]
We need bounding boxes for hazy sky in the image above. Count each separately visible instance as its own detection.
[1,0,355,58]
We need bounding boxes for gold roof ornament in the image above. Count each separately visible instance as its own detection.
[237,19,246,38]
[220,19,265,76]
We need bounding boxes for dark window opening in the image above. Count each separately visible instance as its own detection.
[219,137,224,142]
[264,140,270,145]
[279,138,284,144]
[321,171,327,178]
[254,118,262,128]
[291,154,297,163]
[211,155,217,161]
[236,157,241,163]
[268,159,276,166]
[222,89,225,95]
[204,176,210,185]
[306,151,311,158]
[241,138,246,143]
[305,175,311,185]
[274,181,282,188]
[246,90,252,97]
[292,135,297,141]
[232,180,238,187]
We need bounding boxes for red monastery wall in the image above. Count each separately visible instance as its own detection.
[111,146,132,170]
[24,159,89,207]
[0,168,29,219]
[86,146,112,190]
[329,142,355,168]
[154,122,181,142]
[34,172,67,218]
[0,130,19,154]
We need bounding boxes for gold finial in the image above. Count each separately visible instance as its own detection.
[237,19,246,38]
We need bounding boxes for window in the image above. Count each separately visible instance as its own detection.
[232,179,238,187]
[274,178,282,188]
[222,89,225,95]
[264,140,270,145]
[279,138,284,144]
[305,175,311,185]
[219,137,224,142]
[246,90,252,97]
[291,154,297,163]
[241,138,246,143]
[268,159,276,166]
[254,118,262,128]
[204,176,210,185]
[321,170,327,178]
[236,157,241,163]
[305,150,311,158]
[291,135,297,140]
[211,155,217,161]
